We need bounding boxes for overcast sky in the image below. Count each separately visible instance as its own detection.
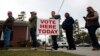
[0,0,100,41]
[0,0,100,27]
[0,0,100,28]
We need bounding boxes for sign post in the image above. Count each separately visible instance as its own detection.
[37,19,59,50]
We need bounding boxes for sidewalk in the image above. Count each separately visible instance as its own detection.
[0,47,100,56]
[58,47,100,56]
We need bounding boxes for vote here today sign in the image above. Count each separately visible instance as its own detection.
[37,19,59,35]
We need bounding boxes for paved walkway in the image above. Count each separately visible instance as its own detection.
[58,47,100,56]
[0,47,100,56]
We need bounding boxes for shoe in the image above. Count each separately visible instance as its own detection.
[92,48,98,51]
[53,48,58,50]
[52,47,58,50]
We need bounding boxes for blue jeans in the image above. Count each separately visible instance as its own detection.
[3,27,11,48]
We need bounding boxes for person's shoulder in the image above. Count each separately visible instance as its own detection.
[29,17,32,21]
[69,16,73,19]
[29,17,31,19]
[69,16,73,18]
[12,17,15,20]
[69,17,74,21]
[94,11,98,14]
[94,11,99,16]
[10,17,15,21]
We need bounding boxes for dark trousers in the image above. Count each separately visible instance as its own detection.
[0,30,3,47]
[65,28,76,49]
[0,30,2,39]
[10,31,13,41]
[30,28,37,47]
[51,35,58,49]
[3,27,12,48]
[87,26,100,48]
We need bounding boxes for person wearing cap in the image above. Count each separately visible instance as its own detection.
[29,11,37,48]
[3,11,14,49]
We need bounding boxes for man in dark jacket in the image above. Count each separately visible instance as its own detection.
[62,13,76,50]
[3,11,14,49]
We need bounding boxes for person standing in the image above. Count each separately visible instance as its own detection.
[29,11,37,48]
[3,11,14,49]
[62,13,76,50]
[83,6,100,50]
[50,11,60,50]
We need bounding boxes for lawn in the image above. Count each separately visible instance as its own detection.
[0,49,82,56]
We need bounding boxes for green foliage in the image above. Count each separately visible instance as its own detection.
[75,31,91,44]
[73,19,91,44]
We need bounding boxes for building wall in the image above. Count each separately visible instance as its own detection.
[11,26,27,47]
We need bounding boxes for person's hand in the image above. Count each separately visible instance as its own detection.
[83,16,86,19]
[29,18,32,22]
[86,17,90,19]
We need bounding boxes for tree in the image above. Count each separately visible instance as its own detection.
[79,30,90,43]
[73,19,80,42]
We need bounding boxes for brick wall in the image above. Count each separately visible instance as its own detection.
[11,26,27,47]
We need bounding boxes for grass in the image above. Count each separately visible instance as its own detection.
[0,49,82,56]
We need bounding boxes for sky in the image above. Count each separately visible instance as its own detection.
[0,0,100,41]
[0,0,100,27]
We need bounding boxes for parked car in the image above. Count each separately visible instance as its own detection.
[57,39,68,48]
